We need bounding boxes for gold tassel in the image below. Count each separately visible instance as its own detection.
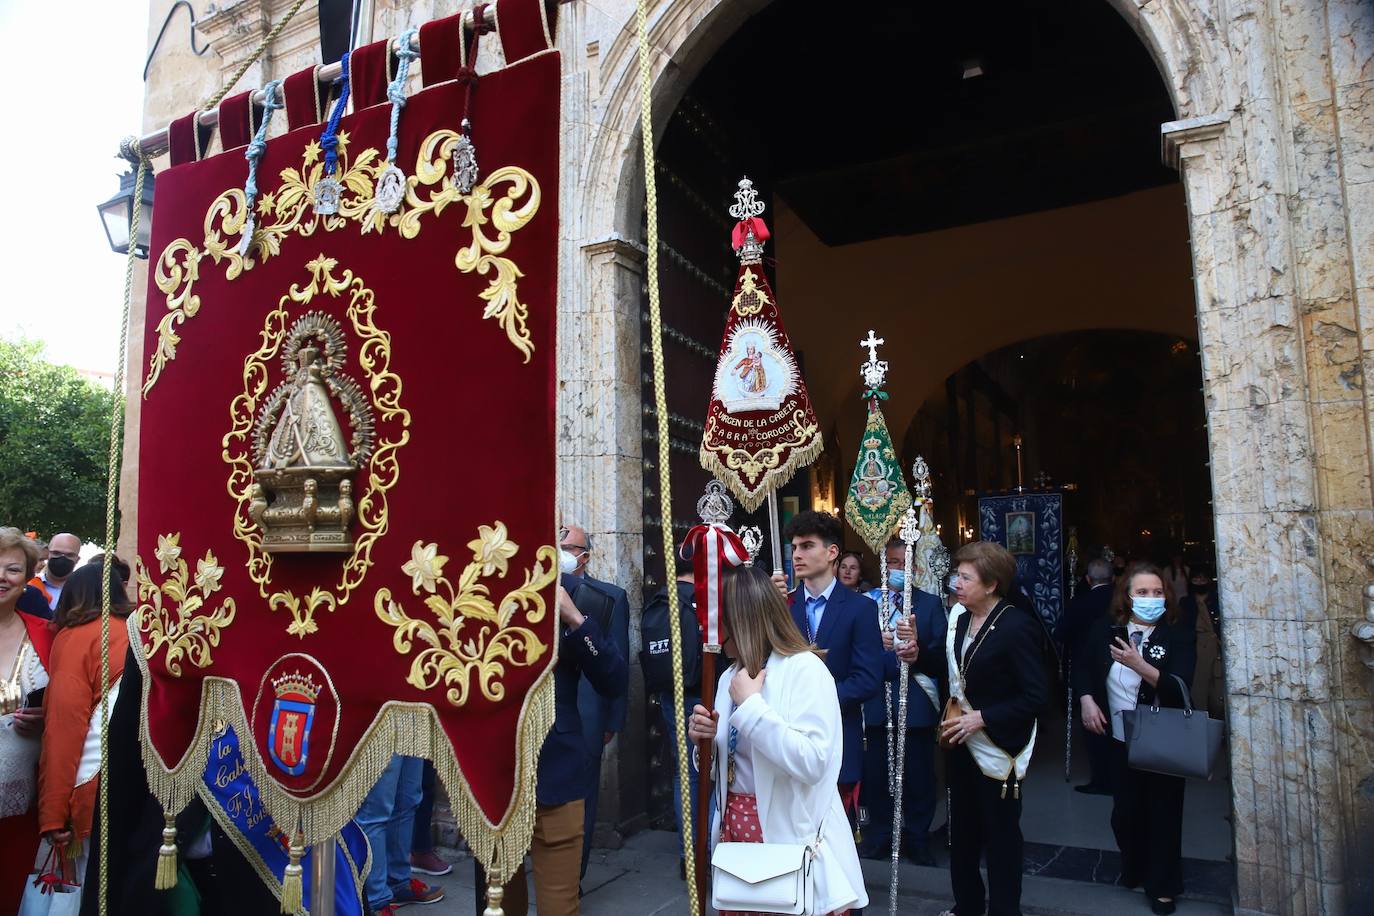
[1013,777,1020,800]
[281,834,305,914]
[482,881,505,916]
[155,814,178,890]
[64,835,83,860]
[1000,779,1008,800]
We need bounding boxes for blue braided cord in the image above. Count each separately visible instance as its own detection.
[385,29,420,165]
[243,80,284,209]
[321,50,352,177]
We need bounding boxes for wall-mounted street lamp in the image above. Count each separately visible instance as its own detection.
[97,168,155,258]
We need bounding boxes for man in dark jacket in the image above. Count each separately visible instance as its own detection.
[1056,558,1115,793]
[858,539,947,865]
[560,523,632,878]
[475,580,626,915]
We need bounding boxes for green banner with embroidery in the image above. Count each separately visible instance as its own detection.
[844,403,912,553]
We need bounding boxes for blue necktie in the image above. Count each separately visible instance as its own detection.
[806,594,827,642]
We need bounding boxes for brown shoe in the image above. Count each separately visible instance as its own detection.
[409,850,453,876]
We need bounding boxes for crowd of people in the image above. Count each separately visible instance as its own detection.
[675,511,1217,916]
[0,513,1219,916]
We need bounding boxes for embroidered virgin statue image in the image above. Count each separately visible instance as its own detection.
[854,438,897,510]
[265,347,352,469]
[712,318,799,414]
[250,312,376,553]
[734,344,769,394]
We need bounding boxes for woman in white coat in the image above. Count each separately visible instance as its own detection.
[688,565,868,916]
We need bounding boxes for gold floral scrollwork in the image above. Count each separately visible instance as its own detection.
[136,532,237,676]
[396,131,541,361]
[375,526,556,707]
[269,587,338,638]
[145,128,543,396]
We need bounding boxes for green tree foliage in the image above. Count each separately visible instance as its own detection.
[0,338,118,543]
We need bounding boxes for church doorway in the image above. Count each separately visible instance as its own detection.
[637,0,1233,900]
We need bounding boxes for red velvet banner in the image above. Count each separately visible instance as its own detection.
[133,4,558,881]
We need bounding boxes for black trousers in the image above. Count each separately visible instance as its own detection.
[860,725,937,850]
[947,744,1023,916]
[1108,738,1185,899]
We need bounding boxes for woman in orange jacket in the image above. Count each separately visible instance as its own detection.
[37,558,131,883]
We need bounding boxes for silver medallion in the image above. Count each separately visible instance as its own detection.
[237,216,256,258]
[453,122,479,194]
[374,165,407,214]
[313,176,342,216]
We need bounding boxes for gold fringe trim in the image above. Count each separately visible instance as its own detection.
[155,814,178,889]
[698,432,825,514]
[280,836,304,914]
[128,611,554,886]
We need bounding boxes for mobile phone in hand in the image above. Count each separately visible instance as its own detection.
[25,687,45,708]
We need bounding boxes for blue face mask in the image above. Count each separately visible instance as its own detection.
[1131,595,1166,622]
[888,569,906,590]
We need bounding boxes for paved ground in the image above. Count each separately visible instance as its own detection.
[407,831,1233,915]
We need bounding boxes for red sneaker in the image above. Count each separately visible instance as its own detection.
[392,878,445,907]
[409,850,453,876]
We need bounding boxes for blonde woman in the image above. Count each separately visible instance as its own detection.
[0,528,49,913]
[688,565,867,916]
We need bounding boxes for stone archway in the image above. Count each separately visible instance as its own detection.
[560,3,1374,913]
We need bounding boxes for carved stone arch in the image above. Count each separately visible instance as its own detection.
[581,0,1232,244]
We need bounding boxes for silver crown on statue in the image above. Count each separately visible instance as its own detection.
[697,479,734,526]
[739,526,764,566]
[729,177,767,263]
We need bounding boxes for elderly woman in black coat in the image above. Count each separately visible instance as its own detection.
[1074,561,1197,915]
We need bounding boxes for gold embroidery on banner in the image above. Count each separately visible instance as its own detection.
[223,256,411,637]
[144,130,543,395]
[731,269,770,317]
[137,532,238,676]
[394,132,541,361]
[699,406,825,514]
[375,528,556,707]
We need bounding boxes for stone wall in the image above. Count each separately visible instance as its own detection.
[131,2,1374,912]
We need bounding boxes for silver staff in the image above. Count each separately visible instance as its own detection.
[889,505,919,915]
[1065,528,1079,781]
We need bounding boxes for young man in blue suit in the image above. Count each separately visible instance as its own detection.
[858,539,947,866]
[773,510,884,805]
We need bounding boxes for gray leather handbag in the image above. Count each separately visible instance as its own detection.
[1122,674,1225,780]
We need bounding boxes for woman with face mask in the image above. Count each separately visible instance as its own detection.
[1072,562,1198,915]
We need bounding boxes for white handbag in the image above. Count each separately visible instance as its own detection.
[711,840,815,915]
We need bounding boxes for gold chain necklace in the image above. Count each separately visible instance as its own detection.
[958,603,1009,685]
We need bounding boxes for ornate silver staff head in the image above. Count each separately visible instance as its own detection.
[859,329,888,391]
[739,526,764,566]
[729,177,767,263]
[898,506,920,546]
[912,456,932,502]
[697,479,734,526]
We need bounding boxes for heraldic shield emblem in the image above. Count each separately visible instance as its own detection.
[129,0,564,891]
[269,680,315,776]
[263,663,323,777]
